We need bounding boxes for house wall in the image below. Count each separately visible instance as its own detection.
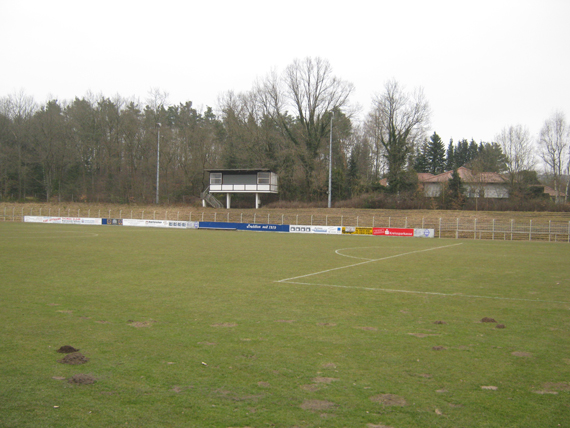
[423,183,509,198]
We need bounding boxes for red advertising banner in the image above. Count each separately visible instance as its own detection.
[372,227,414,237]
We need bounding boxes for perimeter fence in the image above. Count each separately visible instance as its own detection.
[3,205,570,243]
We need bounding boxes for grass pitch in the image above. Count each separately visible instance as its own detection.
[1,222,569,427]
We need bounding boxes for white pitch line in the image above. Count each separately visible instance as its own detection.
[281,281,569,304]
[277,242,463,283]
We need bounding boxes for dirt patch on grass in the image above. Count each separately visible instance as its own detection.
[128,320,157,328]
[370,394,407,406]
[496,324,506,329]
[58,352,89,365]
[408,333,440,338]
[322,362,337,369]
[433,320,447,324]
[481,385,498,390]
[56,345,79,354]
[367,424,394,428]
[480,317,497,323]
[300,384,321,392]
[313,377,339,384]
[316,322,337,326]
[68,374,96,385]
[432,346,447,351]
[95,320,111,324]
[512,351,533,357]
[211,322,237,327]
[300,399,336,411]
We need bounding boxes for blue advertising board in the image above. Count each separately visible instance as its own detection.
[199,222,290,232]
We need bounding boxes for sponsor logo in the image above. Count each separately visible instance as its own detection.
[167,221,187,228]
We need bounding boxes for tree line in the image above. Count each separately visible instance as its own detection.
[1,57,569,206]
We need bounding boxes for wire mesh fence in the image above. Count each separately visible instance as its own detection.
[3,205,570,243]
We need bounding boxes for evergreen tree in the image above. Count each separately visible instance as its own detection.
[445,139,455,170]
[425,132,446,174]
[447,168,466,208]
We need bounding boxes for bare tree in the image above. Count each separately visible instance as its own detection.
[495,125,535,189]
[257,57,354,198]
[365,79,430,192]
[539,111,569,202]
[1,91,37,198]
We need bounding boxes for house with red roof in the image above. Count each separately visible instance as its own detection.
[419,166,509,198]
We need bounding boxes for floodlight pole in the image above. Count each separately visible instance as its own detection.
[156,123,161,204]
[328,111,334,208]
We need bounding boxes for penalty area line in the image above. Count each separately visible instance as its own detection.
[276,242,463,284]
[280,281,570,304]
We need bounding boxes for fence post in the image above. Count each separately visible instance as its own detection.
[311,215,313,226]
[456,218,459,239]
[341,216,343,226]
[154,211,156,220]
[474,218,477,239]
[98,209,100,218]
[267,213,270,224]
[201,212,204,222]
[373,216,375,228]
[240,213,243,223]
[510,219,513,240]
[405,217,408,228]
[253,213,256,223]
[549,220,551,242]
[227,212,230,222]
[422,217,424,229]
[357,216,359,227]
[296,214,298,225]
[215,212,217,222]
[438,218,441,239]
[281,214,284,225]
[529,220,532,241]
[142,210,144,219]
[388,217,391,227]
[12,207,15,221]
[326,215,328,226]
[492,219,495,240]
[119,210,122,219]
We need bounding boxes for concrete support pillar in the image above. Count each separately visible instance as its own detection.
[202,198,206,208]
[255,193,260,209]
[226,193,231,209]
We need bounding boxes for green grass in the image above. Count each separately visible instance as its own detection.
[1,222,569,427]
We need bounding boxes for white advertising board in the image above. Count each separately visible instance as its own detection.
[122,219,198,229]
[24,216,102,225]
[413,228,435,238]
[289,225,343,234]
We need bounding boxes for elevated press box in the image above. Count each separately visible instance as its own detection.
[205,169,278,209]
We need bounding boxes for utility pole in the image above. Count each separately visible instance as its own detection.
[156,123,161,204]
[328,111,334,208]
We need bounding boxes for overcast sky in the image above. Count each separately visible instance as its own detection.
[2,0,569,145]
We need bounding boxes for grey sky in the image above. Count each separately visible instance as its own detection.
[2,0,569,146]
